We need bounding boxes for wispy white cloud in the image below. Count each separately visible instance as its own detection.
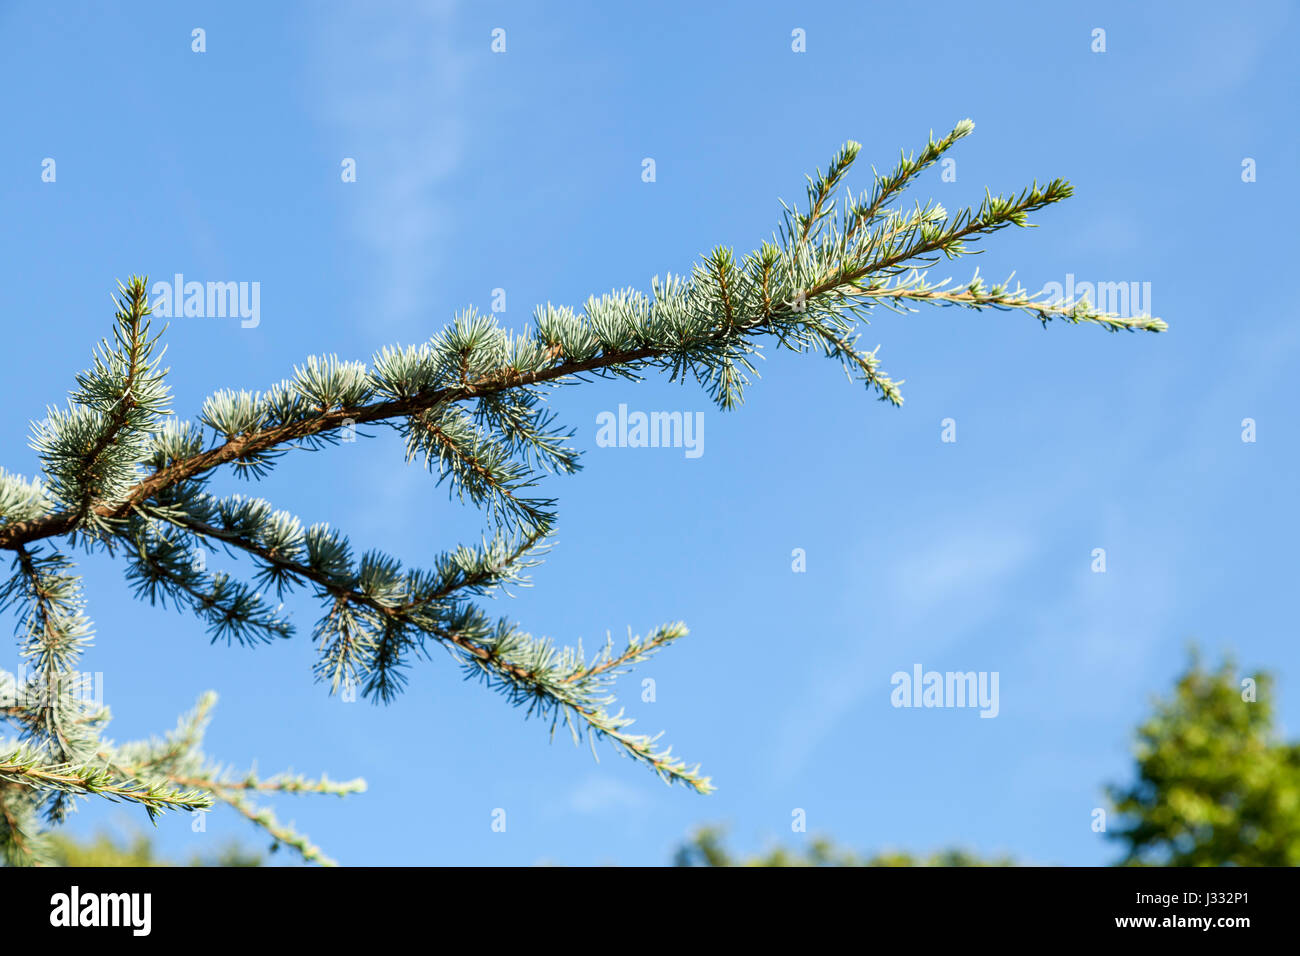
[309,0,470,332]
[1151,2,1289,99]
[887,527,1036,615]
[769,525,1036,780]
[1016,562,1176,723]
[566,773,650,815]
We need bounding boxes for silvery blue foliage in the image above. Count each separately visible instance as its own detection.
[0,123,1164,865]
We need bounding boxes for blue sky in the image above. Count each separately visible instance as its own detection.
[1,0,1297,865]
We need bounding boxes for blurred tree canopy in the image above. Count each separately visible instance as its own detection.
[1107,652,1300,866]
[673,826,1013,867]
[44,830,261,867]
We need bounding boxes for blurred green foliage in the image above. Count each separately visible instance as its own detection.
[1107,651,1300,866]
[673,826,1014,867]
[44,830,261,867]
